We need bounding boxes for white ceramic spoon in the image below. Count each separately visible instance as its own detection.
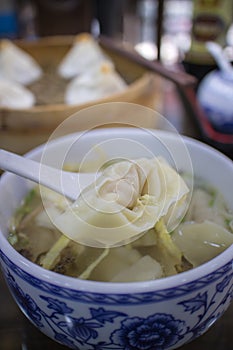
[0,149,98,201]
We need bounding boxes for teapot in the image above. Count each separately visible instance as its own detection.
[197,42,233,134]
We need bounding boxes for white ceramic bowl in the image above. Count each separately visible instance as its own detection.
[0,128,232,350]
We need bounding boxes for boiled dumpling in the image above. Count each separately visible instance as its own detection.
[185,187,233,230]
[0,39,42,85]
[172,220,233,267]
[65,62,127,105]
[54,157,189,248]
[58,33,111,79]
[89,246,142,282]
[111,255,163,282]
[0,78,35,109]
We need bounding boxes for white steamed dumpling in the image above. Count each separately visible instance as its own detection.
[65,62,127,105]
[0,78,35,109]
[54,157,189,248]
[0,39,42,85]
[58,33,111,79]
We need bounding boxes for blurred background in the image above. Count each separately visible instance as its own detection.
[0,0,233,152]
[0,0,232,69]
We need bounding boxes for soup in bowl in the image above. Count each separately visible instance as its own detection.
[0,128,232,350]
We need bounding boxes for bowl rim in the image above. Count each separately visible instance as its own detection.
[0,128,233,294]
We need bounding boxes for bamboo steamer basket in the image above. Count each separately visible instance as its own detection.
[0,35,162,154]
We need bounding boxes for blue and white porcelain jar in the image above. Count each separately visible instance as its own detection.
[197,55,233,134]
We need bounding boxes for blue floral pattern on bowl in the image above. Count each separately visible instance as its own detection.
[0,250,232,350]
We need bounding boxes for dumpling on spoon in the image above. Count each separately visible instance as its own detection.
[65,62,127,105]
[58,33,112,79]
[0,39,42,85]
[0,78,35,109]
[54,157,189,248]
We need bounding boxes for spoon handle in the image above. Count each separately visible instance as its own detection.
[0,148,49,181]
[0,148,67,193]
[0,149,95,200]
